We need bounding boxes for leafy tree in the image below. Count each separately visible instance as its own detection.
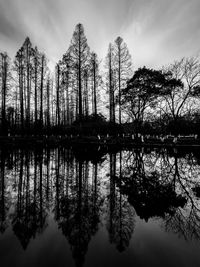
[121,66,182,133]
[121,67,164,131]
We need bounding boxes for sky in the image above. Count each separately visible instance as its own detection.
[0,0,200,70]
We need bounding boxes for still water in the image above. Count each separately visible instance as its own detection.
[0,146,200,267]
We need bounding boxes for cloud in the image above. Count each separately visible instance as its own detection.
[122,0,200,68]
[0,0,199,69]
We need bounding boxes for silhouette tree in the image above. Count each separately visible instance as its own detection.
[162,56,200,127]
[11,149,48,249]
[55,63,61,128]
[116,150,187,221]
[70,23,90,122]
[121,67,181,133]
[114,37,132,124]
[105,43,116,123]
[13,38,49,134]
[33,46,40,128]
[39,53,47,130]
[0,150,9,233]
[90,52,100,116]
[107,152,135,252]
[0,52,10,135]
[14,47,25,132]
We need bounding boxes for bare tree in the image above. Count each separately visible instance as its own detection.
[90,52,100,116]
[105,43,116,123]
[70,23,90,121]
[162,56,200,121]
[14,47,25,132]
[0,52,10,135]
[55,63,61,127]
[114,37,132,124]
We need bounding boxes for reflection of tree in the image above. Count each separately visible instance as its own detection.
[120,170,186,221]
[164,207,200,241]
[107,152,135,252]
[161,152,200,241]
[12,150,48,249]
[0,150,9,233]
[118,148,200,242]
[117,150,186,222]
[2,146,200,261]
[55,155,102,267]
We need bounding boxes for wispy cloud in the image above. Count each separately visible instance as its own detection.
[123,0,200,68]
[0,0,199,69]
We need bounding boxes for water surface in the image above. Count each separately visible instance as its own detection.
[0,146,200,267]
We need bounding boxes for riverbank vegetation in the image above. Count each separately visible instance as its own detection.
[1,23,200,138]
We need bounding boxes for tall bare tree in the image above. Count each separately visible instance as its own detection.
[90,52,100,116]
[114,37,132,124]
[105,43,115,123]
[70,23,90,121]
[14,47,25,132]
[0,52,10,135]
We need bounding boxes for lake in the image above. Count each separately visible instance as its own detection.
[0,146,200,267]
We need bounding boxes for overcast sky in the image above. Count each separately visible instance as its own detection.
[0,0,200,70]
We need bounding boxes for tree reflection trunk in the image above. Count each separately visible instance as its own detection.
[0,151,5,232]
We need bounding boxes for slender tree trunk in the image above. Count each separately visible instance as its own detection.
[66,72,70,125]
[93,57,97,116]
[46,78,50,132]
[19,53,24,133]
[1,54,8,135]
[118,51,121,124]
[56,64,60,128]
[78,28,82,121]
[40,55,44,128]
[34,57,38,128]
[26,44,31,132]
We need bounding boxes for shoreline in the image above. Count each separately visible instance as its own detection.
[0,136,200,148]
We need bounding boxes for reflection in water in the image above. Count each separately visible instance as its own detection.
[1,147,200,266]
[107,152,135,253]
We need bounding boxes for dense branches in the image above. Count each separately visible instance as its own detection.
[1,23,200,136]
[70,23,90,121]
[114,37,132,124]
[0,52,10,135]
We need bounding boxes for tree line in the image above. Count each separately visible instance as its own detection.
[1,23,200,136]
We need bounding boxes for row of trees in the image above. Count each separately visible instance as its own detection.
[0,23,133,135]
[0,38,51,135]
[122,57,200,134]
[1,23,200,136]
